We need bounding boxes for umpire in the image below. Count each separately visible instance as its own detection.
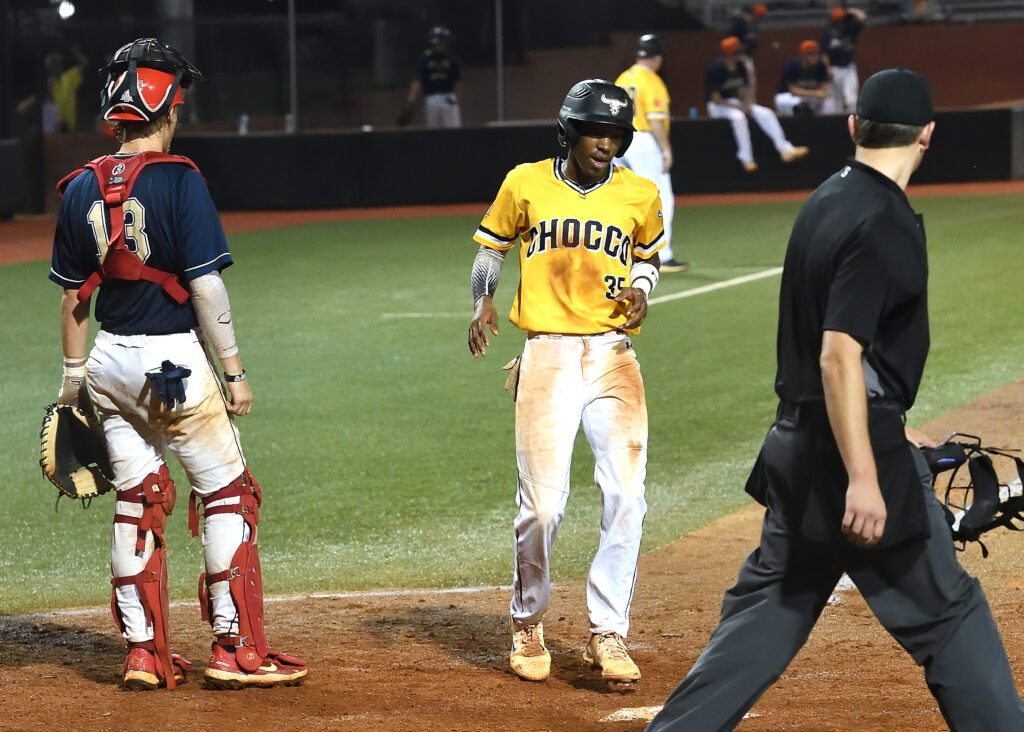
[647,69,1024,731]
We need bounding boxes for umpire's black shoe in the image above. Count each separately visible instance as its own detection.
[661,259,689,273]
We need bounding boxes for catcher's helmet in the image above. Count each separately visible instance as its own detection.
[99,38,203,123]
[556,79,634,158]
[429,25,452,48]
[636,33,664,59]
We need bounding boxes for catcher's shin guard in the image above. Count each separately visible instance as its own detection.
[111,465,180,688]
[191,469,307,680]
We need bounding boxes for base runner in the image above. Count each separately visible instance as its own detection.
[467,78,665,691]
[49,38,307,690]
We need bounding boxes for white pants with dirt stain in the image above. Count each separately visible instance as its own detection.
[509,331,648,637]
[87,330,249,643]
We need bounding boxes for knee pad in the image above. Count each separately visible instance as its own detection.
[191,468,271,667]
[111,464,177,687]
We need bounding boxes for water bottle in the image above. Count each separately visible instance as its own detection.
[689,107,699,119]
[238,114,249,135]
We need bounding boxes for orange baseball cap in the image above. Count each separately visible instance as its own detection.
[752,3,768,17]
[831,6,847,20]
[721,36,742,55]
[800,40,820,54]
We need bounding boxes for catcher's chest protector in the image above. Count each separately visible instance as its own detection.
[57,152,201,304]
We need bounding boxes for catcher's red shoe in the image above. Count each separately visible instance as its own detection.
[122,644,192,691]
[204,641,308,689]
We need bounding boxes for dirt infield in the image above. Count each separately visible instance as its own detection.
[4,185,1024,730]
[3,379,1024,731]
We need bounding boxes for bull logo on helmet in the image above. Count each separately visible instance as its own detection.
[601,94,627,116]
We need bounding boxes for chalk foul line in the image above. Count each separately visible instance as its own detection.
[382,267,783,320]
[16,584,514,620]
[647,267,783,306]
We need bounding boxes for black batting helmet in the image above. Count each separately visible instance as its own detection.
[99,38,203,123]
[636,33,664,58]
[556,79,634,157]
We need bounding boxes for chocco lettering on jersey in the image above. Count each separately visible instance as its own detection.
[524,217,631,266]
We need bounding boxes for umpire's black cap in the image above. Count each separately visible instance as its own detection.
[857,68,933,125]
[636,34,664,58]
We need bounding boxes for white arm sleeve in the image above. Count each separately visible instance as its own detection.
[471,245,506,303]
[189,272,238,360]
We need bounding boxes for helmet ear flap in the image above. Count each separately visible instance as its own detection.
[556,117,579,153]
[617,130,633,158]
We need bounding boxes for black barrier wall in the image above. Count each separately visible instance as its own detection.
[0,139,21,219]
[172,109,1012,211]
[8,108,1012,214]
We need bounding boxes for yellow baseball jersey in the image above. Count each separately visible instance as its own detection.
[614,65,670,133]
[474,159,665,335]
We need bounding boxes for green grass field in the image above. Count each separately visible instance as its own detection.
[2,192,1022,613]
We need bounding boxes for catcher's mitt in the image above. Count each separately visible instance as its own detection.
[924,433,1024,557]
[39,403,114,505]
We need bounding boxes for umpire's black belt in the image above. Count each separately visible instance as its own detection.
[776,399,904,429]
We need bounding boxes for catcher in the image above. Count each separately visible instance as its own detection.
[47,38,306,691]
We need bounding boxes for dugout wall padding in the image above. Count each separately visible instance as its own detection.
[168,108,1012,211]
[1013,106,1024,181]
[0,139,20,220]
[9,108,1015,213]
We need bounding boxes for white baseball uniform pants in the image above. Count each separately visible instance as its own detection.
[510,331,648,637]
[87,330,248,642]
[774,92,837,116]
[620,130,676,262]
[425,92,462,128]
[830,64,859,114]
[707,100,797,165]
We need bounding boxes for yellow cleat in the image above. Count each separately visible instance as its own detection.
[583,631,641,692]
[510,622,550,682]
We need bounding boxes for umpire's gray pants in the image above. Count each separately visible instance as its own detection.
[647,447,1024,732]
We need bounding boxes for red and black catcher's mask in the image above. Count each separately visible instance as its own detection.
[99,38,204,123]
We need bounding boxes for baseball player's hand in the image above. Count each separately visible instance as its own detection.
[468,295,500,358]
[661,148,673,173]
[57,371,91,411]
[842,477,887,547]
[225,379,253,416]
[614,287,648,330]
[905,426,939,448]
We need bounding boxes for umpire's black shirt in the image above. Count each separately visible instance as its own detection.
[775,159,929,411]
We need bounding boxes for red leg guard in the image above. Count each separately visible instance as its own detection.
[111,465,179,689]
[194,469,305,673]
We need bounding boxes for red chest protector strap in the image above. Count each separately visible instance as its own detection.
[58,153,201,305]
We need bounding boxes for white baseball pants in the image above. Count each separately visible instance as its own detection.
[620,130,676,262]
[425,92,462,128]
[707,101,796,165]
[774,92,837,116]
[830,64,859,114]
[87,330,248,642]
[510,331,648,637]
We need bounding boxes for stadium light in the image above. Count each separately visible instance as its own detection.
[58,1,75,20]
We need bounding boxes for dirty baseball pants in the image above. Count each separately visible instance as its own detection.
[510,331,648,637]
[706,101,797,165]
[87,330,250,642]
[647,425,1024,732]
[620,130,676,262]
